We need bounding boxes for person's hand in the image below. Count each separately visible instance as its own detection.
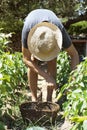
[46,75,57,90]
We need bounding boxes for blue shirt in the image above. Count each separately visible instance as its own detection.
[22,9,71,49]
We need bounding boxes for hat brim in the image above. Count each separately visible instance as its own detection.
[27,22,62,61]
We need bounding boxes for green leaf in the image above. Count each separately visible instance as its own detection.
[70,116,87,122]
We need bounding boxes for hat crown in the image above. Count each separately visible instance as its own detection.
[31,26,56,54]
[28,22,62,61]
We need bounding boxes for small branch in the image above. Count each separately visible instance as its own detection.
[64,12,87,28]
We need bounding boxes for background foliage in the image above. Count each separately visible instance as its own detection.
[68,21,87,35]
[0,0,87,33]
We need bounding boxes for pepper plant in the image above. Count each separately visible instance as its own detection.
[0,52,27,116]
[57,57,87,129]
[0,30,12,53]
[0,31,28,129]
[56,51,71,88]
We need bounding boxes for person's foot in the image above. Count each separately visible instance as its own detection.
[32,91,42,102]
[32,97,37,102]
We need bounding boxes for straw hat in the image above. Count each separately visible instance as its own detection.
[27,22,62,61]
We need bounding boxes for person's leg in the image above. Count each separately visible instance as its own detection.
[47,58,57,101]
[27,59,38,101]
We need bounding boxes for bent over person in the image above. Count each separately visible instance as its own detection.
[21,9,79,102]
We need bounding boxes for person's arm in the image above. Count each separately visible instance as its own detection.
[22,46,57,89]
[65,44,79,70]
